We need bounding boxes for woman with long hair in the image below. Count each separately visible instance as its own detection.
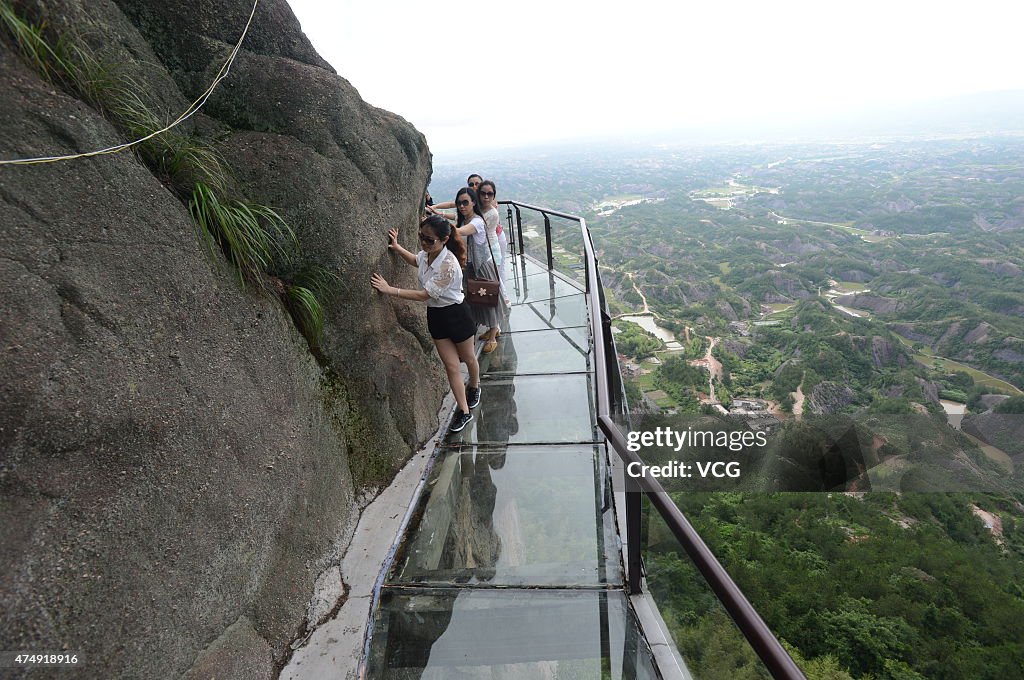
[477,180,510,307]
[370,214,481,432]
[428,174,483,218]
[452,187,505,352]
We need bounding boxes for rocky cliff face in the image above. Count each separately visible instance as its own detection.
[806,381,856,416]
[1,0,441,676]
[834,293,901,315]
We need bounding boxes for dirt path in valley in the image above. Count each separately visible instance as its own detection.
[791,373,805,419]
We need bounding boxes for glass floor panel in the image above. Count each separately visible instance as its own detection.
[507,271,585,304]
[390,445,621,587]
[367,588,660,679]
[448,374,597,445]
[478,327,591,377]
[506,293,589,333]
[507,253,549,279]
[508,252,586,281]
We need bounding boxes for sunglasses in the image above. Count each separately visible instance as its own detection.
[478,190,494,198]
[457,199,472,207]
[419,234,440,244]
[468,181,481,187]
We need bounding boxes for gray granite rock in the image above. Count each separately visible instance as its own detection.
[0,1,441,676]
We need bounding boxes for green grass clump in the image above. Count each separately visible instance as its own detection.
[286,286,324,344]
[1,1,117,110]
[2,1,337,349]
[107,85,231,193]
[278,265,339,347]
[189,182,295,286]
[0,2,69,81]
[0,0,225,193]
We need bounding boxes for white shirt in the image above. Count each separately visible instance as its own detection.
[482,208,504,264]
[417,247,464,307]
[467,215,488,245]
[482,207,500,241]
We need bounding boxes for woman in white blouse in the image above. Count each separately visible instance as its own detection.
[371,214,481,432]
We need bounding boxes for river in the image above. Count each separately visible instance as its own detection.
[619,314,684,351]
[940,399,966,430]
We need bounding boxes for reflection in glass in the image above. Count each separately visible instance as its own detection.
[448,373,597,445]
[399,332,615,586]
[367,589,660,679]
[509,271,584,305]
[391,445,622,586]
[479,327,590,376]
[507,294,590,333]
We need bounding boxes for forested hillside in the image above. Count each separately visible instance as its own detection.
[435,136,1024,678]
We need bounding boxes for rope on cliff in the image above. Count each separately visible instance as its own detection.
[0,0,260,166]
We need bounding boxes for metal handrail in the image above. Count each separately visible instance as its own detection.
[498,199,806,680]
[598,414,807,679]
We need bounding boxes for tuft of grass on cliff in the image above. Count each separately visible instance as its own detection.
[0,0,334,347]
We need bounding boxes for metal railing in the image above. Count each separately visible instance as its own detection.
[499,199,806,680]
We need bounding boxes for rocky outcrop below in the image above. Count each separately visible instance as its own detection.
[769,236,822,257]
[979,394,1011,411]
[936,321,963,347]
[856,336,908,370]
[963,413,1024,458]
[766,417,875,492]
[994,348,1024,364]
[891,324,934,345]
[806,382,856,415]
[885,197,917,213]
[974,216,1024,233]
[963,322,994,345]
[764,291,795,304]
[835,293,901,315]
[1,0,441,677]
[767,270,812,300]
[975,259,1022,277]
[716,299,739,322]
[915,378,941,404]
[722,339,749,358]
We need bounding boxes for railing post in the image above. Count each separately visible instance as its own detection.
[514,205,524,257]
[544,213,553,271]
[626,488,643,594]
[582,225,591,294]
[505,205,515,256]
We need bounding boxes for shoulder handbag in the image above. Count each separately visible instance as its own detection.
[465,222,501,307]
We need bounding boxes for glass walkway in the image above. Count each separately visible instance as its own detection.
[363,253,662,678]
[360,202,804,680]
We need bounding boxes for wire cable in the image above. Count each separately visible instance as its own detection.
[0,0,259,166]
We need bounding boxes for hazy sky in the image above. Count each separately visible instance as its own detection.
[288,0,1024,159]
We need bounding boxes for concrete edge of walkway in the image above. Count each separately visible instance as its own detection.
[280,393,456,680]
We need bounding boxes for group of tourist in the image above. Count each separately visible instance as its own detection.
[370,174,510,433]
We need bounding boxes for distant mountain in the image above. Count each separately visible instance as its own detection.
[803,89,1024,140]
[626,90,1024,148]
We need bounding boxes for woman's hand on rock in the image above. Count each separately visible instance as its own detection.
[371,273,391,294]
[387,228,399,249]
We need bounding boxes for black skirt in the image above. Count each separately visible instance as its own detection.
[426,301,476,342]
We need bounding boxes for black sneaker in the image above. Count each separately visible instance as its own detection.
[466,386,481,410]
[449,408,474,433]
